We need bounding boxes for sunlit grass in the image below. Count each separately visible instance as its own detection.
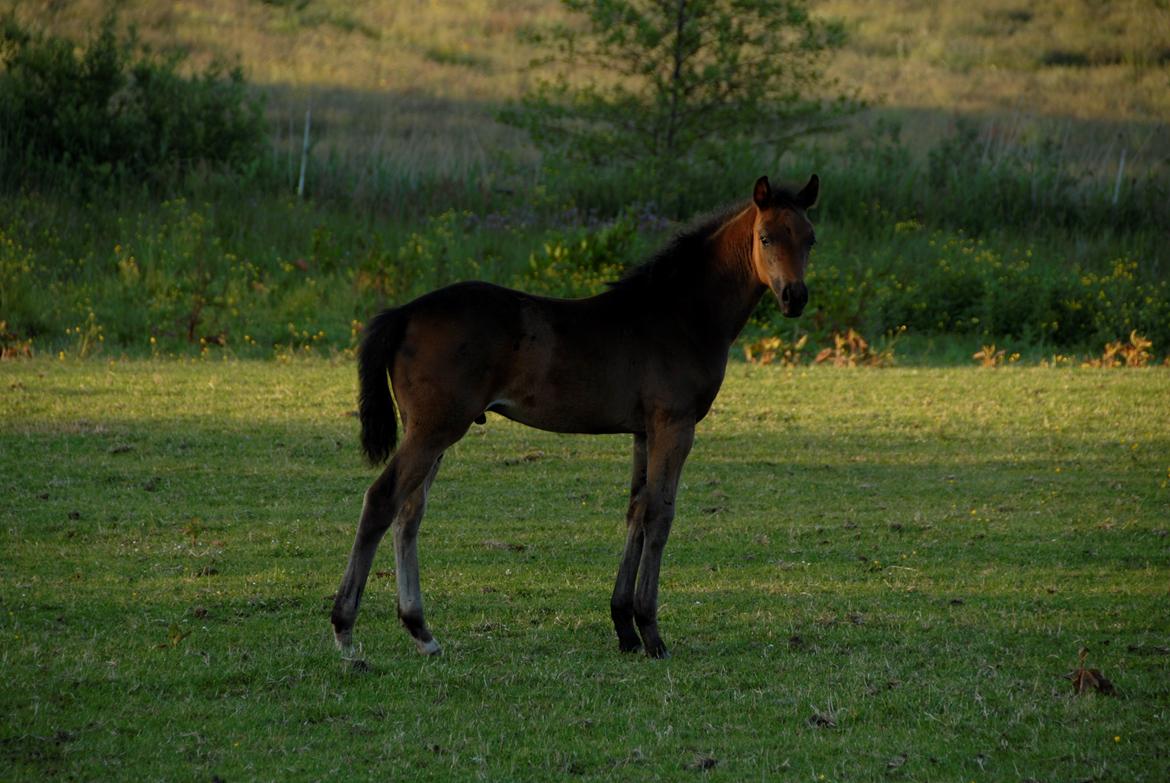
[1,359,1167,780]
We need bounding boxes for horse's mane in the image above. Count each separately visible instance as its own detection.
[609,186,803,294]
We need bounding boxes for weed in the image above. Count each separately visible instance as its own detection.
[813,328,900,367]
[1083,331,1155,368]
[744,334,809,367]
[972,344,1020,368]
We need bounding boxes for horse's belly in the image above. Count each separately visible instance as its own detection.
[487,394,637,435]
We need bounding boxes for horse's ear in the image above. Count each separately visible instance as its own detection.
[797,174,820,210]
[753,176,771,209]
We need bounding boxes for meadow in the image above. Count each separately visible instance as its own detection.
[1,4,1169,777]
[1,358,1168,780]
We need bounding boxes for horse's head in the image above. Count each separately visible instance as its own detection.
[750,174,819,318]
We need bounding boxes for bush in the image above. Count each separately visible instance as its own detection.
[520,210,643,296]
[0,14,267,191]
[765,228,1170,353]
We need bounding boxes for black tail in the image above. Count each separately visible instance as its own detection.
[357,308,407,465]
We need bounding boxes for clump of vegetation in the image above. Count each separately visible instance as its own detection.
[743,334,809,367]
[1082,331,1156,369]
[0,13,267,191]
[502,0,857,215]
[2,186,1167,361]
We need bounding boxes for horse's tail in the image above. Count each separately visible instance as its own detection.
[357,307,407,465]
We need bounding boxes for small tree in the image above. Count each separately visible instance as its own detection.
[503,0,855,211]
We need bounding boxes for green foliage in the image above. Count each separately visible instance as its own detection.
[795,117,1169,237]
[775,229,1170,353]
[2,182,1167,361]
[0,229,46,337]
[0,13,267,190]
[519,211,642,296]
[502,0,856,215]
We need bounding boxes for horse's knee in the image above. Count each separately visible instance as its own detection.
[626,487,647,520]
[642,507,674,550]
[632,600,656,629]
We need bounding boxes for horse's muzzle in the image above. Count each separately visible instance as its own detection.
[779,281,808,318]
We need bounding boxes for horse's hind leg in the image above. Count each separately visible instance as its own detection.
[611,433,647,652]
[393,456,443,655]
[331,433,451,655]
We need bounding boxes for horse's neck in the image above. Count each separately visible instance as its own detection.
[693,207,766,345]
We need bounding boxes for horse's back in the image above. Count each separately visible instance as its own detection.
[388,281,649,434]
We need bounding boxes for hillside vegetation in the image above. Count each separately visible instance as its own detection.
[1,0,1167,361]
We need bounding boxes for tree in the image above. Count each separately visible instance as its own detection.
[503,0,855,206]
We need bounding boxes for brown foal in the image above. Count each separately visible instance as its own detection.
[331,174,819,658]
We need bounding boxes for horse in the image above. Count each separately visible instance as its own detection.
[331,174,819,658]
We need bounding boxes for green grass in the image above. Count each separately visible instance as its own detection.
[2,359,1168,780]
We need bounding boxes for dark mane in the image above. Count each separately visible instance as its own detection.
[609,187,803,293]
[607,204,743,293]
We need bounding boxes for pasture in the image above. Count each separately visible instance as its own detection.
[2,358,1167,780]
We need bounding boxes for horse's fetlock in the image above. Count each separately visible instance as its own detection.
[398,606,431,641]
[331,602,353,631]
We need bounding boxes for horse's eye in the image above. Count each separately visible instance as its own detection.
[760,234,771,247]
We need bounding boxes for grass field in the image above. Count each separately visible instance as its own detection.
[3,2,1168,778]
[2,359,1168,780]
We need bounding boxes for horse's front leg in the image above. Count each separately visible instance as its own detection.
[611,433,647,652]
[633,419,695,658]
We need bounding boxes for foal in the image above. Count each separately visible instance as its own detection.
[332,174,819,657]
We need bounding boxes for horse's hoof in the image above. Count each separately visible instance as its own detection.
[415,637,442,656]
[334,628,353,654]
[617,636,645,655]
[645,642,670,659]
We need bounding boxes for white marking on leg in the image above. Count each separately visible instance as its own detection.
[415,637,442,656]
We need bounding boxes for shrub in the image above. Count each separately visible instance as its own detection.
[744,222,1169,356]
[520,210,642,296]
[0,14,267,191]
